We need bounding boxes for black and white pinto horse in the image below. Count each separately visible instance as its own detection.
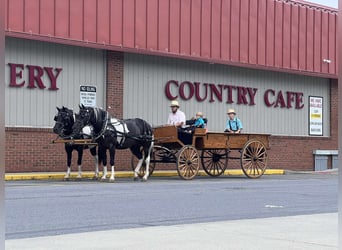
[53,106,99,179]
[72,105,154,181]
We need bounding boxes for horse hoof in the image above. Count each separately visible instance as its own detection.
[109,178,115,182]
[133,177,139,181]
[141,178,148,182]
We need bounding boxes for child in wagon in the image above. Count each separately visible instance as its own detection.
[224,109,243,133]
[193,111,205,128]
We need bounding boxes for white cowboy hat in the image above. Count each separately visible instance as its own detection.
[227,109,236,114]
[170,100,179,107]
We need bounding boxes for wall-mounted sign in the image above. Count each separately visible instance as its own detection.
[80,85,96,107]
[8,63,62,90]
[309,96,323,136]
[165,80,304,109]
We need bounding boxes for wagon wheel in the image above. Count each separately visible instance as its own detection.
[201,149,228,177]
[177,145,200,180]
[241,139,268,178]
[130,146,156,178]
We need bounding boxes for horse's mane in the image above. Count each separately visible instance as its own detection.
[92,107,110,134]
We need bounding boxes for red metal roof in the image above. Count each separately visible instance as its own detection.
[5,0,337,78]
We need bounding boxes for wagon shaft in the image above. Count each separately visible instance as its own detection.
[52,139,97,146]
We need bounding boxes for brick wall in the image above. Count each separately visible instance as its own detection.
[267,79,338,171]
[4,53,338,173]
[106,51,123,119]
[5,127,98,173]
[105,51,131,170]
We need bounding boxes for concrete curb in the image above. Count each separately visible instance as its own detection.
[284,169,338,175]
[5,169,285,181]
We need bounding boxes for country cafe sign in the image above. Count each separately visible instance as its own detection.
[165,80,305,109]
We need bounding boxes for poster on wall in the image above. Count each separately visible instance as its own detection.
[80,85,96,107]
[309,96,323,136]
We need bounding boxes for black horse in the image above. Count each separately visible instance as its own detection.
[72,105,154,181]
[53,106,99,179]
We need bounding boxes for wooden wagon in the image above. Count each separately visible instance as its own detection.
[132,125,270,180]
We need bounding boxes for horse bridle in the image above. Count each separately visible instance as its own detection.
[55,112,74,138]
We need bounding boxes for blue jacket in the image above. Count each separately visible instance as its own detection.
[194,117,205,128]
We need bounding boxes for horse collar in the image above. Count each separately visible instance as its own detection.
[94,111,109,140]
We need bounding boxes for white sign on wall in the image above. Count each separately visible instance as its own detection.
[309,96,323,136]
[80,85,96,107]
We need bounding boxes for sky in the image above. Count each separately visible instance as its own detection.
[304,0,338,8]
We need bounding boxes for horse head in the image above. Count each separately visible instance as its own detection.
[72,105,96,135]
[72,105,108,138]
[53,106,74,136]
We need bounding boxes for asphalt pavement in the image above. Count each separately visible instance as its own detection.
[5,170,338,250]
[5,213,338,250]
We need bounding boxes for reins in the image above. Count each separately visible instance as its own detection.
[114,130,153,142]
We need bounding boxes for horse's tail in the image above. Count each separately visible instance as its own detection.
[147,134,154,159]
[141,119,154,158]
[145,122,154,165]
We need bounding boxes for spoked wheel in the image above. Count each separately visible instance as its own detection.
[131,146,156,178]
[241,139,268,178]
[177,145,200,180]
[201,149,228,177]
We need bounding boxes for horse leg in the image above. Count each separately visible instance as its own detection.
[131,146,144,181]
[109,148,115,182]
[142,139,154,181]
[64,145,72,179]
[76,147,84,178]
[101,148,108,180]
[90,146,99,179]
[134,158,144,181]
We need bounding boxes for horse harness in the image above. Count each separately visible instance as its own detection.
[106,118,130,147]
[90,109,129,147]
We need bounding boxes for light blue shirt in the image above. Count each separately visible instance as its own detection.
[194,117,205,128]
[225,117,243,131]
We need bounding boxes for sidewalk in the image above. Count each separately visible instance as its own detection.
[4,169,285,181]
[5,213,338,250]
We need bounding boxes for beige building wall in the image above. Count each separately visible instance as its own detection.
[5,37,106,128]
[123,53,330,136]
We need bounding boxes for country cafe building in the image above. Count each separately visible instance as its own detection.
[4,0,338,173]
